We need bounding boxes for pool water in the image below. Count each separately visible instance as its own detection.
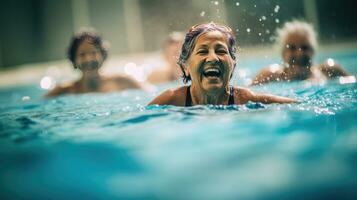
[0,51,356,199]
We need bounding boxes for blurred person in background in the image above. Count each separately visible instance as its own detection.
[46,29,143,97]
[149,22,296,106]
[147,32,184,84]
[252,20,349,85]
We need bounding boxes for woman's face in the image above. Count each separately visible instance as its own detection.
[186,31,235,92]
[75,40,104,72]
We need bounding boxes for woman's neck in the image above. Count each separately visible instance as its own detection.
[190,84,229,105]
[284,64,313,80]
[79,71,101,91]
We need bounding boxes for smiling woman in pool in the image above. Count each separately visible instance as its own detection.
[148,22,296,106]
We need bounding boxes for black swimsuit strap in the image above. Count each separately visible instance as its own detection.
[185,85,192,107]
[185,85,235,107]
[228,86,235,105]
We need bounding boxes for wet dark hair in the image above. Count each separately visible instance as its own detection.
[177,22,237,83]
[67,29,108,68]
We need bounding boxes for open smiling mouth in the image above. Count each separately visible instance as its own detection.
[203,68,222,78]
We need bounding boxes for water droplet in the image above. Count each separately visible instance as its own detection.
[40,76,55,90]
[274,5,280,13]
[265,29,270,34]
[254,4,257,8]
[246,28,251,33]
[261,16,266,20]
[258,32,262,36]
[275,19,280,23]
[214,1,219,5]
[236,2,240,6]
[327,58,335,66]
[22,96,31,101]
[236,28,239,32]
[200,11,206,17]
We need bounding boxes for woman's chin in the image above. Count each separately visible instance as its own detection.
[202,82,225,93]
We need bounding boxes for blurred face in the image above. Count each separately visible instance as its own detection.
[75,40,104,72]
[186,31,235,92]
[282,33,314,68]
[164,41,182,66]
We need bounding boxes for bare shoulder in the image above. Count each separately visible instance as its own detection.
[233,86,296,104]
[232,86,255,104]
[317,60,349,78]
[148,86,187,106]
[45,83,73,98]
[252,64,284,85]
[107,74,142,89]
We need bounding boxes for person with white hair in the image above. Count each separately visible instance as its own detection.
[252,20,349,85]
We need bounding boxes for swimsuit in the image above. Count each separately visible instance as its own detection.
[185,85,235,106]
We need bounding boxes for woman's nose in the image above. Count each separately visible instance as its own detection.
[83,53,95,62]
[296,48,308,56]
[206,51,219,62]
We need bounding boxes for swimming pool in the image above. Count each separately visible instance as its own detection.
[0,50,356,199]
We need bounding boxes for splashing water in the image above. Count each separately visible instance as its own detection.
[274,5,280,13]
[0,51,356,199]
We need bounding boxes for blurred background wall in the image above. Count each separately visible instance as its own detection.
[0,0,356,68]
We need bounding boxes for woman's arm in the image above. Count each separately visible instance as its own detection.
[238,87,297,104]
[252,92,297,104]
[44,86,67,98]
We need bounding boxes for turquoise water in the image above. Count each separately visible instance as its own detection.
[0,51,356,199]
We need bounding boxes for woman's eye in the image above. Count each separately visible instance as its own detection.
[217,49,227,54]
[197,50,208,54]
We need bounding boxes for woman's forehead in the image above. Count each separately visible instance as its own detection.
[77,40,97,51]
[284,33,310,45]
[195,31,228,47]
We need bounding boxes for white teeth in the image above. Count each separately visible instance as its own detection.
[204,68,220,73]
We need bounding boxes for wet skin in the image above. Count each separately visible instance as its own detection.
[46,41,142,97]
[186,31,234,98]
[252,33,349,85]
[149,31,296,106]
